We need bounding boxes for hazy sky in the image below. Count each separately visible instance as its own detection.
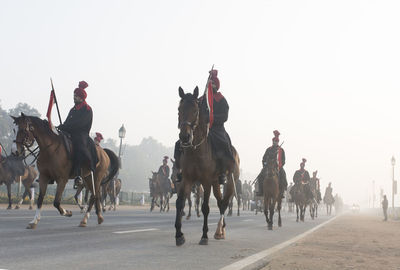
[1,0,400,206]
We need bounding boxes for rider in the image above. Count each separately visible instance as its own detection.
[324,182,334,203]
[58,81,97,188]
[257,130,287,198]
[174,69,234,185]
[310,170,322,202]
[291,158,313,199]
[94,132,103,146]
[158,156,171,192]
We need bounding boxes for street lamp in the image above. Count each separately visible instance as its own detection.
[391,156,395,211]
[118,124,126,168]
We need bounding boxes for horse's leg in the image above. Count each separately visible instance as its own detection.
[213,176,231,240]
[29,185,34,210]
[6,182,12,210]
[74,185,84,210]
[80,194,95,227]
[175,180,190,246]
[268,198,275,230]
[237,195,241,216]
[160,195,164,212]
[296,203,299,222]
[199,184,211,245]
[16,189,29,209]
[27,178,48,229]
[187,195,192,219]
[264,195,269,224]
[150,197,154,212]
[53,179,72,217]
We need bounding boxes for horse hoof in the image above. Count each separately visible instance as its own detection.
[268,225,273,230]
[176,235,185,246]
[29,206,33,210]
[197,214,201,218]
[26,223,37,229]
[199,238,208,245]
[15,205,20,210]
[278,222,282,227]
[64,210,72,217]
[79,222,87,227]
[7,206,12,210]
[98,216,104,225]
[214,233,225,240]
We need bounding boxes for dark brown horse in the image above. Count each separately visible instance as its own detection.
[175,87,240,246]
[15,165,38,210]
[292,182,308,222]
[12,114,118,229]
[0,154,25,209]
[149,172,171,212]
[262,161,282,230]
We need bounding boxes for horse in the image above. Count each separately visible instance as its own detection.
[292,182,309,222]
[149,172,171,212]
[14,165,38,210]
[74,181,90,213]
[102,178,122,211]
[12,114,119,229]
[0,154,25,209]
[175,86,240,246]
[262,160,282,230]
[323,189,335,215]
[227,179,242,217]
[241,183,252,211]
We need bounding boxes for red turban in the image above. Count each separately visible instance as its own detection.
[272,130,280,142]
[95,132,103,142]
[209,69,220,90]
[74,81,89,100]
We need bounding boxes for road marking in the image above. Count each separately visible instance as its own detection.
[112,228,159,234]
[208,222,218,226]
[242,219,254,222]
[220,215,340,270]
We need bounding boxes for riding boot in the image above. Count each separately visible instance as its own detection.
[256,178,263,196]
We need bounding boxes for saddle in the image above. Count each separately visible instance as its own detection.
[59,131,73,160]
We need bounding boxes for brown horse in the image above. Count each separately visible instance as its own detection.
[175,86,240,246]
[292,182,309,222]
[149,172,171,212]
[227,179,242,217]
[102,178,122,211]
[12,114,118,229]
[15,165,38,210]
[262,161,282,230]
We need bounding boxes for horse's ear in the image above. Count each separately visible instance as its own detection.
[171,158,175,164]
[20,112,25,117]
[179,87,185,99]
[193,86,199,99]
[10,115,17,123]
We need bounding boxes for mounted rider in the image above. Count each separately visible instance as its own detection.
[291,158,313,200]
[58,81,98,188]
[94,132,103,146]
[310,170,322,202]
[323,182,335,204]
[174,69,234,185]
[257,130,287,197]
[158,156,171,192]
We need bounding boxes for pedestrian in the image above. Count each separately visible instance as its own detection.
[382,195,388,221]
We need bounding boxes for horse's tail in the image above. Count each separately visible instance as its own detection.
[102,148,119,185]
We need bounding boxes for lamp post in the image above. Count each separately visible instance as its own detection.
[391,156,395,211]
[118,124,126,169]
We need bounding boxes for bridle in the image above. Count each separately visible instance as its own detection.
[178,100,206,150]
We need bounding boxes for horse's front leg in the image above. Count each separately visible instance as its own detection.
[175,180,190,246]
[277,198,282,227]
[268,199,275,230]
[6,183,12,209]
[296,204,299,222]
[199,184,211,245]
[74,185,84,210]
[15,189,29,209]
[53,179,72,217]
[27,178,48,229]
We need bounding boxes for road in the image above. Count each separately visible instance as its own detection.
[0,205,334,270]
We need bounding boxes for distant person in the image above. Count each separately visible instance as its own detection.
[291,158,313,199]
[158,156,171,193]
[382,195,388,221]
[94,132,103,146]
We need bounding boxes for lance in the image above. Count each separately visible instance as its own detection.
[50,78,62,125]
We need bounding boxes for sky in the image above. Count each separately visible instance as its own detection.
[1,0,400,206]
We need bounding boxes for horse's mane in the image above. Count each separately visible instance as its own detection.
[27,116,57,138]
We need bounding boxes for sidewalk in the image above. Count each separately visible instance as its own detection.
[263,213,400,270]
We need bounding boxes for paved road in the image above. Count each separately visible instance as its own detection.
[0,205,333,270]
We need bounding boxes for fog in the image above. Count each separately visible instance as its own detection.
[1,0,400,206]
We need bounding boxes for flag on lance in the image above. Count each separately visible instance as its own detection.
[206,79,214,128]
[46,90,55,128]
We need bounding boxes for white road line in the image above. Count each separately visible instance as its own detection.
[208,222,218,226]
[242,219,254,222]
[112,228,159,234]
[220,215,340,270]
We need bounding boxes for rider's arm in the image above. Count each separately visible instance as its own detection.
[213,98,229,125]
[281,148,286,166]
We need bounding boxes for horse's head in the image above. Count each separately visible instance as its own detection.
[11,113,35,156]
[178,86,199,146]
